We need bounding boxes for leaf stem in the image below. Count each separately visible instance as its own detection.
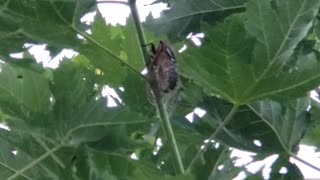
[0,162,32,180]
[129,0,184,174]
[7,144,64,180]
[33,136,66,169]
[187,104,239,172]
[128,0,152,66]
[156,97,185,173]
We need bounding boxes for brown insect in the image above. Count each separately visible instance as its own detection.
[147,41,179,94]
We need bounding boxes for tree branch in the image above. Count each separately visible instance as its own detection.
[129,0,185,174]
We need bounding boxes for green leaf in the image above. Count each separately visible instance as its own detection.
[249,98,311,152]
[179,16,255,103]
[245,0,320,76]
[89,150,194,180]
[144,0,246,41]
[50,59,95,108]
[89,150,127,180]
[0,0,95,60]
[48,60,151,144]
[0,63,51,112]
[316,21,320,39]
[302,99,320,148]
[79,12,127,86]
[0,134,36,180]
[202,98,283,152]
[0,129,74,180]
[269,155,304,180]
[121,70,154,116]
[208,153,241,180]
[1,0,320,179]
[180,13,320,104]
[121,18,145,71]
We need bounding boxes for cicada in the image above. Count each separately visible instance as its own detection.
[147,41,179,94]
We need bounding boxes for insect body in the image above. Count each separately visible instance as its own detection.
[148,41,178,93]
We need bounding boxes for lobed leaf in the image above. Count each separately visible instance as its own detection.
[179,0,320,104]
[144,0,246,41]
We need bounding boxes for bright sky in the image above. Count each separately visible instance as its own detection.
[3,0,320,179]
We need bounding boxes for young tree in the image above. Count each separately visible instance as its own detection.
[0,0,319,179]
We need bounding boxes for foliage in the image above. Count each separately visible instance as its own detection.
[0,0,320,179]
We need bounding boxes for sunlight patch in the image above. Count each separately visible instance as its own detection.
[279,167,288,174]
[253,139,262,147]
[187,32,205,46]
[291,144,320,179]
[130,153,138,160]
[9,52,24,59]
[185,107,207,123]
[218,165,224,170]
[11,150,18,156]
[102,85,123,107]
[0,123,10,131]
[178,44,187,53]
[153,138,163,155]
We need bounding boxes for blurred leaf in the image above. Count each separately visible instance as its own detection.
[144,0,246,41]
[245,0,320,76]
[121,70,154,116]
[178,16,254,103]
[180,9,320,104]
[302,99,320,148]
[0,0,320,179]
[208,149,240,179]
[79,12,127,86]
[88,150,194,180]
[0,133,38,180]
[0,129,77,179]
[0,63,51,112]
[50,60,95,108]
[249,98,311,152]
[316,21,320,38]
[269,155,304,180]
[49,60,151,144]
[0,0,95,60]
[121,17,145,71]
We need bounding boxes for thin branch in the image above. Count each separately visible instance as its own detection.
[97,0,129,6]
[289,152,320,172]
[128,0,152,66]
[129,0,185,174]
[64,120,152,141]
[187,104,239,172]
[7,144,64,180]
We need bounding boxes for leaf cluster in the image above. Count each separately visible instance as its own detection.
[0,0,320,179]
